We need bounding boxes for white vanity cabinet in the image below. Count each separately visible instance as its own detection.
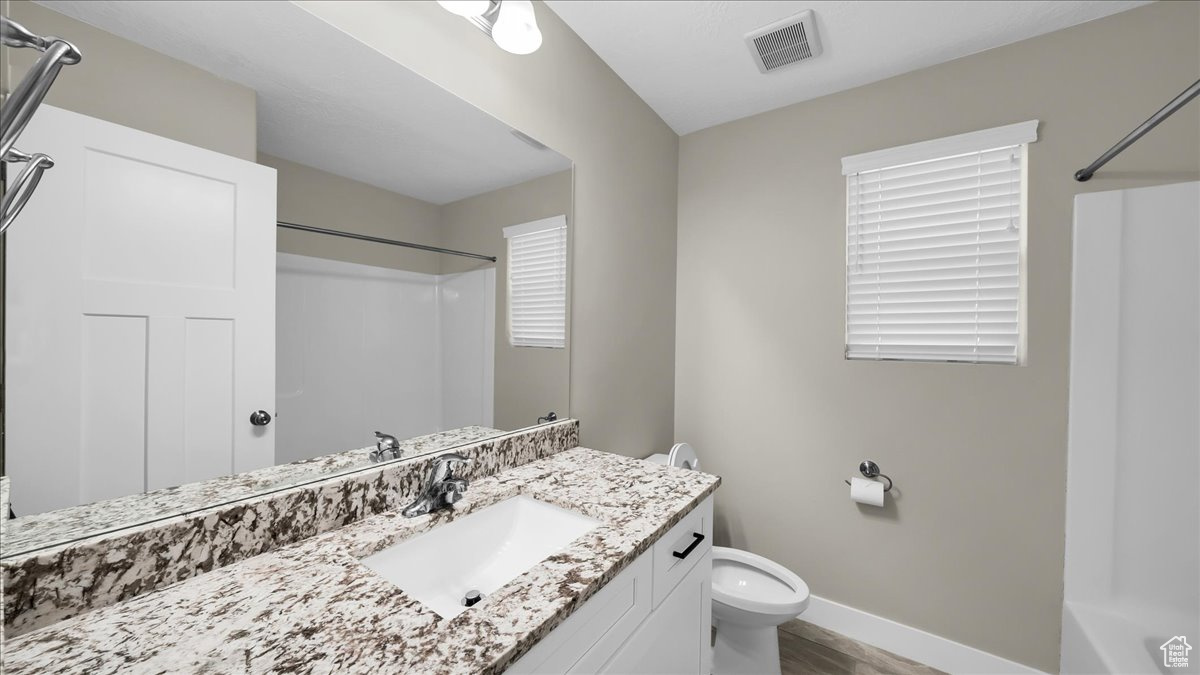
[509,496,714,675]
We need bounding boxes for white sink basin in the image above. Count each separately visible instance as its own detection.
[361,495,599,619]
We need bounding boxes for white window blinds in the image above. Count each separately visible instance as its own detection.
[503,215,567,348]
[842,121,1037,364]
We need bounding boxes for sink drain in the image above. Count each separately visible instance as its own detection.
[462,590,483,607]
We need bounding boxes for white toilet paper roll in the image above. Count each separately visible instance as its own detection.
[850,477,885,507]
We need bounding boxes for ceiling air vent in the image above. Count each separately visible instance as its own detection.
[746,10,823,74]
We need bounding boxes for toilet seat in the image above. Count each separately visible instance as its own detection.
[645,445,810,674]
[711,546,810,617]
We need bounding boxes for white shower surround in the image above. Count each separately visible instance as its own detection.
[1062,182,1200,674]
[276,253,495,464]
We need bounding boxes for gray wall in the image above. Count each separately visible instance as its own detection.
[440,170,573,431]
[262,153,443,276]
[297,0,680,458]
[674,2,1200,670]
[1,0,256,161]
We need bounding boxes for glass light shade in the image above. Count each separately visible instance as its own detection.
[437,1,491,18]
[491,0,542,55]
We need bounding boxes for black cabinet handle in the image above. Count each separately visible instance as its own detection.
[673,532,705,559]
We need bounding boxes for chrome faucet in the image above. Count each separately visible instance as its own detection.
[402,452,471,518]
[370,431,401,462]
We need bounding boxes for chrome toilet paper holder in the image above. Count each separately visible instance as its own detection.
[844,460,893,492]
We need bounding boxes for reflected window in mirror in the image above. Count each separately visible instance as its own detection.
[504,216,568,349]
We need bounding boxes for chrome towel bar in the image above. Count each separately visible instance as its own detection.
[1,148,53,234]
[1,15,81,234]
[1,16,81,159]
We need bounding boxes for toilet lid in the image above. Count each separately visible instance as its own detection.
[711,546,809,616]
[668,442,700,471]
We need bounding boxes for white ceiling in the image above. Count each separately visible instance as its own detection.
[545,0,1151,135]
[37,1,571,204]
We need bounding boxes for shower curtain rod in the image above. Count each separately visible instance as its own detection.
[277,221,497,263]
[1075,78,1200,182]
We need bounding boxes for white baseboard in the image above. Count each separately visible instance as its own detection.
[801,595,1049,675]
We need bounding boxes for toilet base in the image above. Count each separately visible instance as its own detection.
[712,618,782,675]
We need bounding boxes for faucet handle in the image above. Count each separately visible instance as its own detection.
[436,452,471,469]
[371,431,402,462]
[401,454,473,518]
[440,478,469,504]
[431,453,471,482]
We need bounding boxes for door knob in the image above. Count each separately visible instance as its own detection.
[250,410,272,426]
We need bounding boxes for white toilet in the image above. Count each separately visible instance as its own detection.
[647,444,811,675]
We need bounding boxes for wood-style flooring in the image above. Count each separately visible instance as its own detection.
[777,620,947,675]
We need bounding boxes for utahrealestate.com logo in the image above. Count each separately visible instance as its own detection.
[1161,636,1192,669]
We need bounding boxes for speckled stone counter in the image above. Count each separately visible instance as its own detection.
[3,421,575,637]
[2,448,720,674]
[3,426,502,556]
[1,476,10,540]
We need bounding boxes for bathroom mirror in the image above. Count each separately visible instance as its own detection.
[0,0,572,555]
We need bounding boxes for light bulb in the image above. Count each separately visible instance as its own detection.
[437,1,491,18]
[491,0,542,55]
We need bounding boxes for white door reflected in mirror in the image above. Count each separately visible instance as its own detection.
[5,105,277,516]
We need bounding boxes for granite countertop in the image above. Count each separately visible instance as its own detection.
[1,476,10,541]
[3,448,720,674]
[3,426,502,556]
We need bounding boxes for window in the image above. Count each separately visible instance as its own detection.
[842,121,1038,364]
[503,215,567,348]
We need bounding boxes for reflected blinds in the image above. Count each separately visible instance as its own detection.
[503,215,567,348]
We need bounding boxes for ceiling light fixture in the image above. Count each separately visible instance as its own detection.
[437,0,542,55]
[435,1,491,18]
[490,0,542,55]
